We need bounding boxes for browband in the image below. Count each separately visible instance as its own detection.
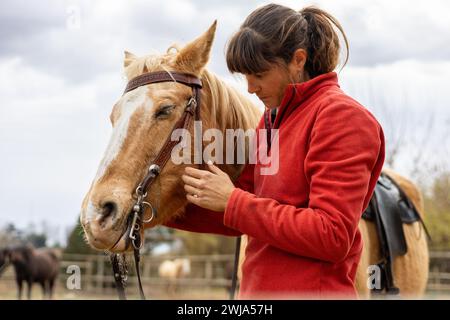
[124,71,202,94]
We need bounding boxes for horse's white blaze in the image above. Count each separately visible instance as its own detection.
[94,86,153,182]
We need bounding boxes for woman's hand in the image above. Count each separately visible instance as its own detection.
[182,161,235,212]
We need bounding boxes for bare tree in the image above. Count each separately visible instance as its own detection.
[365,80,441,180]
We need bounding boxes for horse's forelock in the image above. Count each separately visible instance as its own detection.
[124,53,177,81]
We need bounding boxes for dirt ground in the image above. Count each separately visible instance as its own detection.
[1,280,449,300]
[0,281,229,300]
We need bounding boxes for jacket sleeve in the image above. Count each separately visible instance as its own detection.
[164,163,255,236]
[223,103,385,263]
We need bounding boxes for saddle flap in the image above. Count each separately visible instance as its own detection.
[374,182,408,257]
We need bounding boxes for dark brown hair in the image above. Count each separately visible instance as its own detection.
[226,4,349,78]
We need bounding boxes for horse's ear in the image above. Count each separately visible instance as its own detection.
[175,20,217,74]
[124,50,137,68]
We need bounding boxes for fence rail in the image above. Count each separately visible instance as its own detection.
[0,253,236,298]
[427,251,450,292]
[1,251,450,297]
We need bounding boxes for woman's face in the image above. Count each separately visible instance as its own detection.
[245,64,292,109]
[244,50,308,109]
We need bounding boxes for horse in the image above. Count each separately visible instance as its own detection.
[158,258,191,295]
[79,20,259,251]
[79,21,429,299]
[0,245,60,299]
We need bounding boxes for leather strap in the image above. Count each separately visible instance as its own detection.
[139,87,201,193]
[124,70,203,194]
[134,244,146,300]
[229,236,241,300]
[110,254,127,300]
[124,71,202,94]
[110,71,203,301]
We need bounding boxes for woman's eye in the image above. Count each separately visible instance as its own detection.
[254,73,265,79]
[155,105,175,118]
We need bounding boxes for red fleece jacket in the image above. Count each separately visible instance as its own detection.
[166,72,385,299]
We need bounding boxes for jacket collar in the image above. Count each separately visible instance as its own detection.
[272,72,340,129]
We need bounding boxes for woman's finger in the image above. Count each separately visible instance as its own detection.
[181,174,203,189]
[184,184,199,196]
[186,193,201,205]
[207,161,223,175]
[185,166,206,179]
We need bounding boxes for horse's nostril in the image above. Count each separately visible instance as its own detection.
[99,201,117,225]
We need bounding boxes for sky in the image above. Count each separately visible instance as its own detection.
[1,0,449,245]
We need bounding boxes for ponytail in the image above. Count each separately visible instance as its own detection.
[300,6,349,78]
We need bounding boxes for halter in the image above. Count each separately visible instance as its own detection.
[110,70,202,300]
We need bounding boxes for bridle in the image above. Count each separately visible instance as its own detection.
[108,70,241,300]
[107,70,202,300]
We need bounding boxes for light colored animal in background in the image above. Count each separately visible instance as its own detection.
[158,258,191,295]
[159,258,191,279]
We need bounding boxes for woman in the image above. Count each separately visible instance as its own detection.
[167,4,385,299]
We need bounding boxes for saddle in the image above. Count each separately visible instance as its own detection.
[362,172,429,295]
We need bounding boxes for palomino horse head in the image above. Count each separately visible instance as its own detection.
[80,22,260,252]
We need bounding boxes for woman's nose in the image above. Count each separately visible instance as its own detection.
[247,81,259,95]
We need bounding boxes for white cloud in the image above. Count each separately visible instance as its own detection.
[340,60,450,177]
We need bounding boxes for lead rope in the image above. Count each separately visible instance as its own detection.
[110,210,147,300]
[110,253,127,300]
[229,236,241,300]
[129,187,150,300]
[133,233,146,300]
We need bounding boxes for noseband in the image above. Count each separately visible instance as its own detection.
[110,70,202,300]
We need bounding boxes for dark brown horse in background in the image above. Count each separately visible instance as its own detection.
[0,245,60,299]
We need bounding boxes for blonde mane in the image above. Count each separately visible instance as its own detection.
[201,70,261,136]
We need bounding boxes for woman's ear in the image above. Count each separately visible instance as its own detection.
[288,49,308,81]
[292,48,307,70]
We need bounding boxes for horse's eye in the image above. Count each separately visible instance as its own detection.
[155,105,175,119]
